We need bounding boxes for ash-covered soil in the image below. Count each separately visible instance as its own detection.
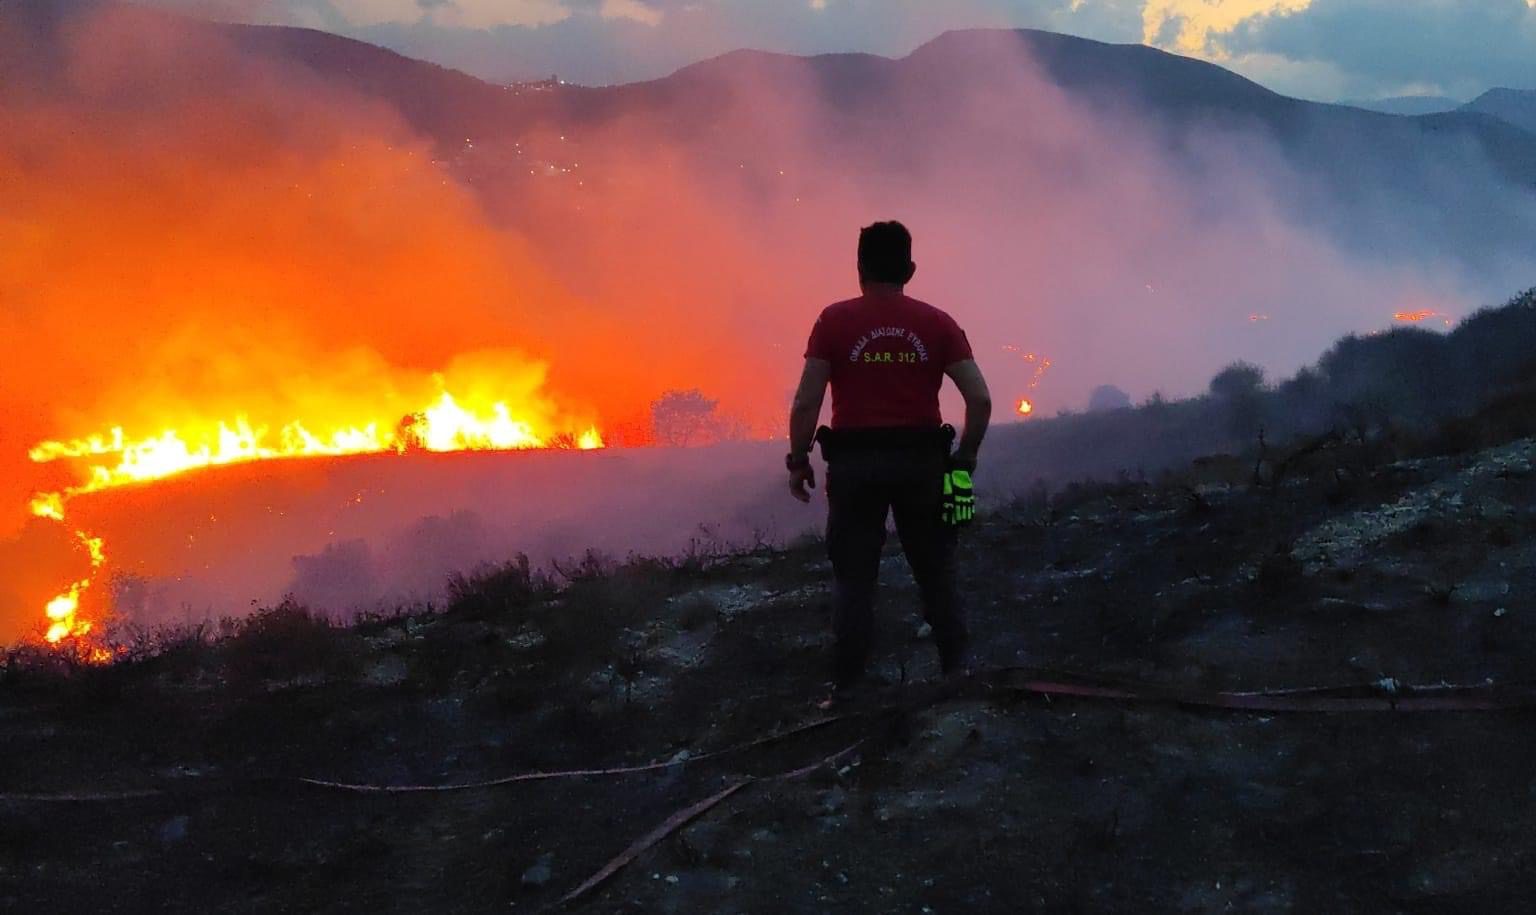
[4,435,1536,913]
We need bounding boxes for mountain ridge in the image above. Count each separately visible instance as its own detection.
[1461,87,1536,135]
[1340,95,1463,116]
[9,2,1534,191]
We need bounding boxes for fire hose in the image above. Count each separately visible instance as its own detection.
[6,668,1534,908]
[5,667,1534,805]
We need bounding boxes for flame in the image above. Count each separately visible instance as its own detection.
[1394,309,1454,326]
[45,585,89,644]
[40,529,106,645]
[1003,345,1053,420]
[31,387,603,501]
[26,379,605,651]
[30,492,65,521]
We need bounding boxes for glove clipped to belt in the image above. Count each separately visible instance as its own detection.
[942,467,975,527]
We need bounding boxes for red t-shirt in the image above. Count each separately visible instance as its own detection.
[804,292,974,428]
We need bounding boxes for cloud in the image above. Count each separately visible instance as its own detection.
[1217,0,1536,97]
[599,0,664,27]
[1141,0,1314,55]
[1129,0,1536,99]
[328,0,572,29]
[328,0,420,27]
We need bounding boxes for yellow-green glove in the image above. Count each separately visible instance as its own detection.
[942,469,975,527]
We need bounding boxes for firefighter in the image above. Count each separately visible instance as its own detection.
[786,221,993,703]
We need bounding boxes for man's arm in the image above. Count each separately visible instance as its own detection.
[945,358,992,469]
[787,358,831,502]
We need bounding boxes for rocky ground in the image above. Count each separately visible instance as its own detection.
[3,431,1536,912]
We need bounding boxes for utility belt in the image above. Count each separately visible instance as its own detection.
[814,424,974,528]
[813,424,955,462]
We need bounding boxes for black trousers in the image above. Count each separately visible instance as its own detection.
[825,446,969,688]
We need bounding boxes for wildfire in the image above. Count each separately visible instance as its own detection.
[1394,309,1454,327]
[26,381,605,650]
[1003,345,1053,421]
[30,492,65,521]
[41,530,106,644]
[32,390,603,501]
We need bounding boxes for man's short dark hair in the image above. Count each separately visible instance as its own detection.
[858,221,913,284]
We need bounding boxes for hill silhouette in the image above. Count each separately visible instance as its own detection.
[8,3,1536,273]
[1340,95,1463,116]
[1462,87,1536,135]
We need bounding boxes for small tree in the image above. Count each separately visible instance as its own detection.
[1209,362,1267,439]
[1087,384,1132,412]
[650,389,719,447]
[1209,362,1266,400]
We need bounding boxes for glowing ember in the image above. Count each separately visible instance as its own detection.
[1003,345,1053,421]
[1394,309,1454,327]
[26,380,605,650]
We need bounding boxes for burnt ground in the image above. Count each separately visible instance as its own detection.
[3,433,1536,913]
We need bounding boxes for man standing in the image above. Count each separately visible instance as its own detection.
[787,221,993,700]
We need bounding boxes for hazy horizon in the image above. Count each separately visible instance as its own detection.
[134,0,1536,103]
[4,0,1535,640]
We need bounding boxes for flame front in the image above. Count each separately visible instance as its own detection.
[27,379,604,650]
[33,389,602,501]
[1016,398,1034,416]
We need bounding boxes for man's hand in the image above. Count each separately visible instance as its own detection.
[789,463,817,502]
[944,359,992,469]
[950,448,978,472]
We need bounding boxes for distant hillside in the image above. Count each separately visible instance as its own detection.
[1461,88,1536,135]
[210,25,1536,262]
[1340,95,1462,116]
[7,5,1536,276]
[16,6,1534,191]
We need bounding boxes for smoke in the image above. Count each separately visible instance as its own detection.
[0,2,617,635]
[2,6,1533,639]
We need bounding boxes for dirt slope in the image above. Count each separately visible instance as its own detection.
[4,435,1536,912]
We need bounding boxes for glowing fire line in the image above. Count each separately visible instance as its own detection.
[1003,346,1053,420]
[1394,309,1454,327]
[28,385,605,650]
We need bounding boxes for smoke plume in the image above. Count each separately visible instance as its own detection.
[2,5,1532,638]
